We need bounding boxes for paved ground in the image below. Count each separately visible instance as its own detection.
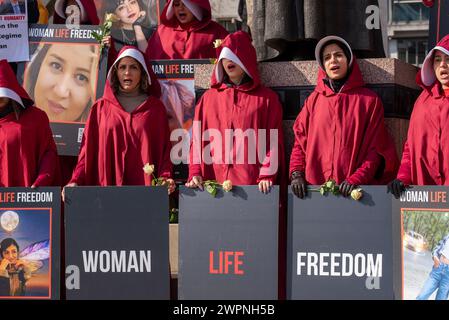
[403,247,438,300]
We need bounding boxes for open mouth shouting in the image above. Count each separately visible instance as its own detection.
[226,62,237,72]
[440,69,449,80]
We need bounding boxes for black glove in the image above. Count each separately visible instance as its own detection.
[339,180,356,197]
[291,171,307,199]
[133,12,147,28]
[387,179,406,199]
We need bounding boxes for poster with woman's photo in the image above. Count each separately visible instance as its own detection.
[151,59,209,168]
[16,24,107,156]
[94,0,165,52]
[402,209,449,300]
[0,187,60,300]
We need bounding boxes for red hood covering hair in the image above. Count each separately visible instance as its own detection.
[104,46,161,100]
[315,56,365,96]
[0,60,34,109]
[160,0,212,28]
[53,0,99,25]
[211,31,260,91]
[417,34,449,95]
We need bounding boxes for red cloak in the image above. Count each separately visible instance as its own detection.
[188,31,285,185]
[70,47,171,186]
[53,0,99,25]
[289,58,399,185]
[397,35,449,185]
[0,60,59,187]
[146,0,229,60]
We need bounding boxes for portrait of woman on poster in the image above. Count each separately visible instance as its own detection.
[23,42,100,123]
[0,238,31,297]
[104,0,155,53]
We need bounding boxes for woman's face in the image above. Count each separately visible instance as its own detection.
[323,43,349,80]
[0,97,9,110]
[34,44,95,122]
[2,245,18,264]
[222,58,245,84]
[434,50,449,89]
[116,56,143,94]
[115,0,141,27]
[173,0,195,24]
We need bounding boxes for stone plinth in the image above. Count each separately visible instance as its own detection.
[195,58,420,159]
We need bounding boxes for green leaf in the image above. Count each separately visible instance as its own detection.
[325,181,334,189]
[91,32,102,41]
[320,187,325,196]
[205,184,217,197]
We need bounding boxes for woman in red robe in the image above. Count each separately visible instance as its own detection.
[65,47,174,191]
[146,0,229,60]
[186,31,285,193]
[0,60,59,187]
[53,0,99,25]
[289,36,398,198]
[389,35,449,197]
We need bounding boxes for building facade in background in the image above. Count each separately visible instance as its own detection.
[388,0,430,66]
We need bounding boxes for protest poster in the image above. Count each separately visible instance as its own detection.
[394,186,449,300]
[93,0,165,52]
[151,59,210,170]
[16,24,107,156]
[0,187,60,300]
[0,0,29,62]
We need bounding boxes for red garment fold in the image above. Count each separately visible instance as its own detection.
[146,0,228,60]
[70,47,172,186]
[188,32,285,185]
[289,59,399,185]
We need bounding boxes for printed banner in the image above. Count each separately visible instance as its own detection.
[151,59,210,167]
[178,186,279,300]
[287,186,397,300]
[394,186,449,300]
[16,24,107,156]
[0,0,29,62]
[93,0,165,52]
[64,186,169,300]
[0,187,60,300]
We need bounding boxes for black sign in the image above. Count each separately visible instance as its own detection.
[64,186,169,300]
[178,186,279,300]
[0,187,60,300]
[287,186,396,300]
[393,186,449,300]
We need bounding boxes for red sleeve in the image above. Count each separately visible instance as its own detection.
[33,113,59,187]
[396,140,413,185]
[188,97,204,182]
[69,104,99,185]
[422,0,435,7]
[289,100,311,177]
[258,92,284,183]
